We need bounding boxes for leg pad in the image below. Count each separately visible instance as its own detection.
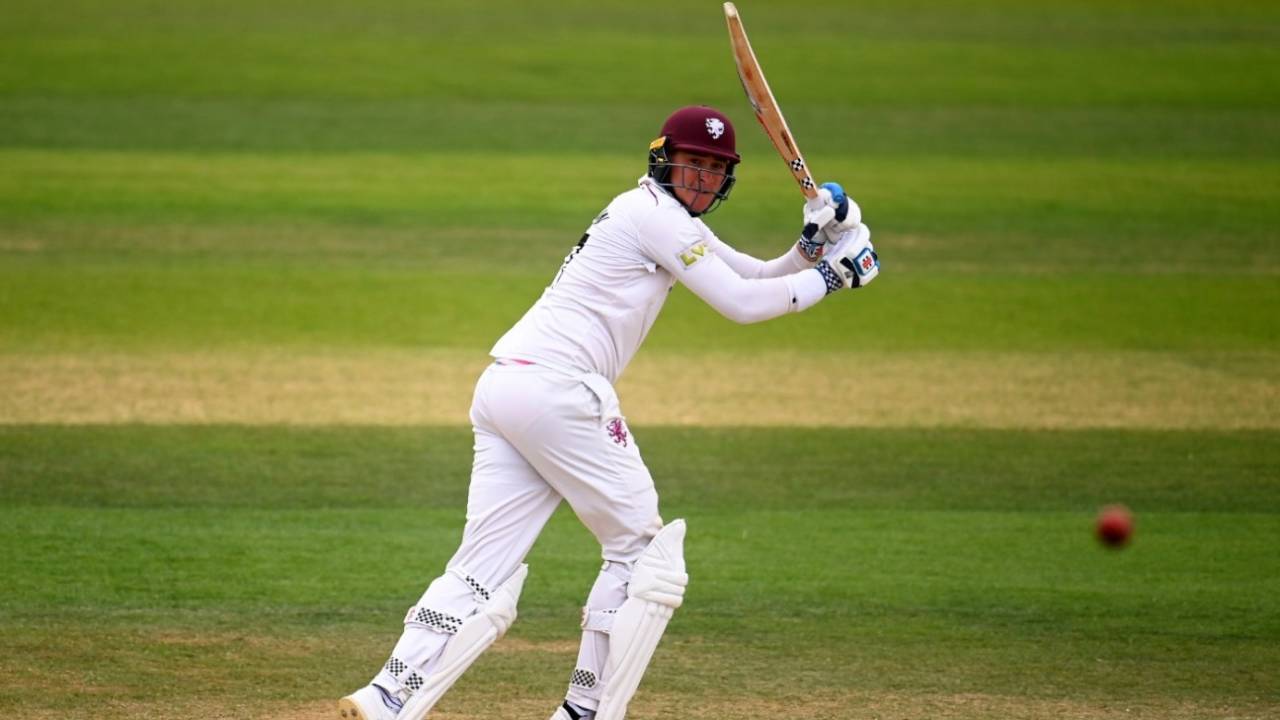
[395,564,528,720]
[594,520,687,720]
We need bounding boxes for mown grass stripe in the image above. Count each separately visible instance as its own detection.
[2,351,1275,429]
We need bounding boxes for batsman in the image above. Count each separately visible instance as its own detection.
[339,105,880,720]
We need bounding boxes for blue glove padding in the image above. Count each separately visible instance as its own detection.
[819,181,862,242]
[821,182,850,223]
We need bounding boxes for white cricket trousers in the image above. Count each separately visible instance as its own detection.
[375,360,663,706]
[459,360,663,573]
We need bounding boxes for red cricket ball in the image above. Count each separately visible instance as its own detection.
[1096,504,1134,548]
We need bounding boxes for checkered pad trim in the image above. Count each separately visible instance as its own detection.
[817,261,844,294]
[463,574,491,603]
[449,567,493,604]
[384,656,425,697]
[571,668,598,689]
[408,606,463,634]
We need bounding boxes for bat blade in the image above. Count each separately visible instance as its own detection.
[724,2,819,199]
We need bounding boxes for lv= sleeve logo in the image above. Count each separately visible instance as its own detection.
[677,242,709,268]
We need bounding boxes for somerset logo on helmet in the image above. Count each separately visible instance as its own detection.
[646,106,741,217]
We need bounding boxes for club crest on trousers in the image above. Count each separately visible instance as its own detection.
[606,418,629,447]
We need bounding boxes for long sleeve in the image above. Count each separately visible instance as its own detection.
[675,252,830,323]
[703,231,813,279]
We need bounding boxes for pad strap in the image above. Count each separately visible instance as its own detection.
[581,607,617,633]
[395,565,528,720]
[448,567,494,604]
[383,656,425,701]
[402,568,492,635]
[570,667,599,691]
[403,605,464,635]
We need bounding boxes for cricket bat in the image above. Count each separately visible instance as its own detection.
[724,2,819,200]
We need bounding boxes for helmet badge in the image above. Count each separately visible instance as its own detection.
[705,117,726,139]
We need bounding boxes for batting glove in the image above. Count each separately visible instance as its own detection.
[816,223,879,292]
[796,183,863,261]
[819,181,863,243]
[795,187,838,262]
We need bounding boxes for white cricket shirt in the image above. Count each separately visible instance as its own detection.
[490,176,828,383]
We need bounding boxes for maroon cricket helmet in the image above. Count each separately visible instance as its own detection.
[647,106,740,215]
[656,105,741,163]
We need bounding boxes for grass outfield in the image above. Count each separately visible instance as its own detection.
[2,0,1279,718]
[2,427,1278,719]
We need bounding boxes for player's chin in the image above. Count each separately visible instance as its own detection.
[691,193,716,214]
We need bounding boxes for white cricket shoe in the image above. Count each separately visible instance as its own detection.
[338,685,399,720]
